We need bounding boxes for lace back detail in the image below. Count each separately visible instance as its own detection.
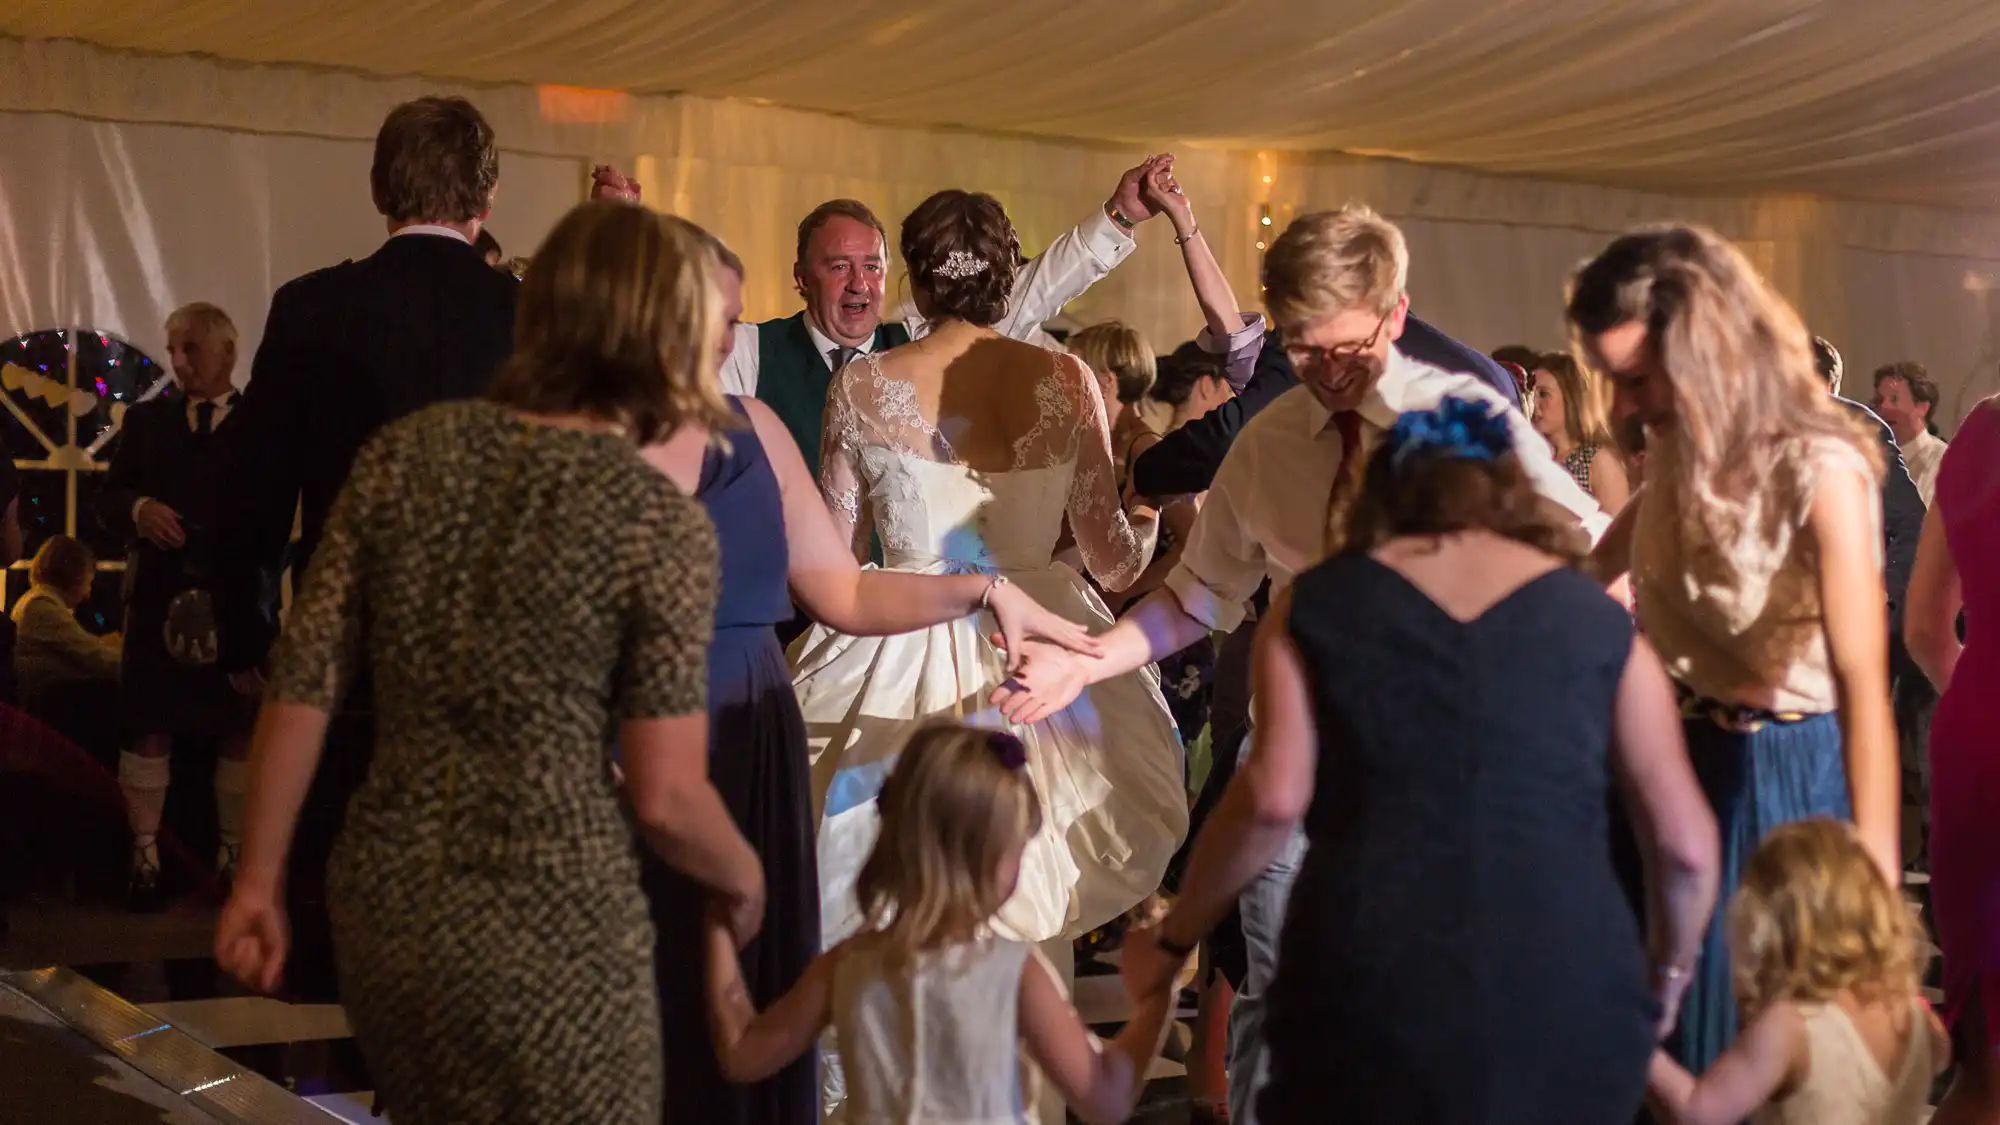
[815,346,1155,581]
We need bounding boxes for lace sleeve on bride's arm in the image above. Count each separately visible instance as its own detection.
[1059,356,1157,592]
[819,371,874,561]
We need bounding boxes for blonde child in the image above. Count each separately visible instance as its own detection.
[1646,819,1948,1125]
[705,722,1179,1125]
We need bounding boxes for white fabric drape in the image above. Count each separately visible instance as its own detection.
[10,2,2000,208]
[1,36,1997,431]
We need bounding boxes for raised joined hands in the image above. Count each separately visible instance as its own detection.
[1110,154,1177,225]
[1141,159,1193,235]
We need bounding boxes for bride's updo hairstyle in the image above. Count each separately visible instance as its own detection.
[899,190,1021,328]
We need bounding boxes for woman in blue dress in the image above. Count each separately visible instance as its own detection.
[1568,225,1898,1076]
[638,235,1097,1125]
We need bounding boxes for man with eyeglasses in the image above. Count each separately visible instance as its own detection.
[991,205,1605,1125]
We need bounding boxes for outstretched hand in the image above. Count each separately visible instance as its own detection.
[986,580,1103,674]
[988,633,1095,724]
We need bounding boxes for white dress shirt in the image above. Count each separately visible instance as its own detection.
[392,223,472,244]
[1165,347,1609,633]
[719,207,1136,397]
[1902,428,1947,507]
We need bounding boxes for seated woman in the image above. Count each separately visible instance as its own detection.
[1129,397,1721,1125]
[1531,351,1631,513]
[11,535,121,730]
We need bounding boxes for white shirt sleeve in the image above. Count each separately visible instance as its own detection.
[719,322,762,398]
[1401,372,1609,543]
[1164,438,1268,633]
[991,208,1136,340]
[1496,389,1610,542]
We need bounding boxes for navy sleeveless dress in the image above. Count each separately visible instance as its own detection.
[1260,554,1656,1125]
[645,399,817,1125]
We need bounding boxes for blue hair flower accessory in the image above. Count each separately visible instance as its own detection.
[1386,395,1514,474]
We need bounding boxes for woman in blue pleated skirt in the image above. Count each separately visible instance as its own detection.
[1567,224,1901,1076]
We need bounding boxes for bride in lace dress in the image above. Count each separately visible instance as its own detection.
[792,191,1187,1054]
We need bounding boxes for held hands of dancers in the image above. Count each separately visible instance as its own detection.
[1117,923,1193,1006]
[1141,159,1195,242]
[1105,154,1177,230]
[988,633,1096,724]
[981,575,1105,674]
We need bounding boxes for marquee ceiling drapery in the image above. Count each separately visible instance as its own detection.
[8,0,2000,209]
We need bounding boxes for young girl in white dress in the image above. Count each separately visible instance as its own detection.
[1645,819,1948,1125]
[704,723,1177,1125]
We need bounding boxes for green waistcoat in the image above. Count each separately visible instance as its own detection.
[755,312,911,479]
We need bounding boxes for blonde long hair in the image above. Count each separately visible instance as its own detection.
[855,723,1043,959]
[1564,225,1878,541]
[1534,351,1614,451]
[1728,819,1923,1018]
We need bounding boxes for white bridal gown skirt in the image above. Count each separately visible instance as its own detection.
[793,560,1189,952]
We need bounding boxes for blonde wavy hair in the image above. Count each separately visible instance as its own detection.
[1564,225,1879,540]
[1262,205,1408,328]
[1728,819,1923,1018]
[489,200,733,445]
[1533,351,1614,451]
[856,722,1043,960]
[1068,320,1157,406]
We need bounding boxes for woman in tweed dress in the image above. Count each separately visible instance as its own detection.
[215,201,764,1125]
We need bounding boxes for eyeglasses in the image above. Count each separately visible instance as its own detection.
[1282,313,1388,372]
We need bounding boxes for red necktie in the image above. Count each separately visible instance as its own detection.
[1323,410,1367,558]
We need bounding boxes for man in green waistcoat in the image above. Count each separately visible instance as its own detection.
[718,157,1173,476]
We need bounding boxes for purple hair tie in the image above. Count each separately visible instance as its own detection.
[987,731,1028,772]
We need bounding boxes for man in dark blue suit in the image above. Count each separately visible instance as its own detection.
[1813,336,1932,868]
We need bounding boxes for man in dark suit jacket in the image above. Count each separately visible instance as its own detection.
[214,95,518,999]
[1813,336,1931,867]
[1130,313,1520,498]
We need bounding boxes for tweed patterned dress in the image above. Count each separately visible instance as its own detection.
[267,400,717,1125]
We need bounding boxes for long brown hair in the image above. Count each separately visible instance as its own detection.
[488,201,733,445]
[1565,225,1878,542]
[855,723,1043,959]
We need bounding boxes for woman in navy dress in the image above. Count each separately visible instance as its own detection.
[640,238,1100,1125]
[1123,399,1720,1124]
